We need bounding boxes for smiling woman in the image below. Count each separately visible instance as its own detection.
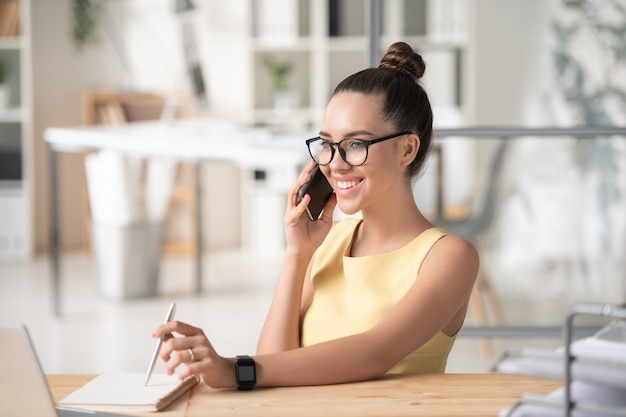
[150,42,479,389]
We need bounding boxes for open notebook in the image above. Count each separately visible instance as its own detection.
[0,322,199,416]
[59,373,200,413]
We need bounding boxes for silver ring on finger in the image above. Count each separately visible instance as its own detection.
[188,348,195,363]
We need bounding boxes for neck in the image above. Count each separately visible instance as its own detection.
[352,194,432,256]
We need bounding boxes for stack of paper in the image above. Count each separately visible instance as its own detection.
[495,317,626,417]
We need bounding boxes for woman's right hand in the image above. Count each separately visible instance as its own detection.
[284,161,336,256]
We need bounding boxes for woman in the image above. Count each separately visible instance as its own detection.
[154,42,479,389]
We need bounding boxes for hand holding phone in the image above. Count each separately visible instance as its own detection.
[297,165,334,221]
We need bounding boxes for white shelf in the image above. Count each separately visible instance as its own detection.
[326,37,369,51]
[0,180,23,192]
[0,107,24,122]
[0,36,25,50]
[252,38,313,52]
[246,0,475,128]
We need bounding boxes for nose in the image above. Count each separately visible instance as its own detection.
[328,145,351,170]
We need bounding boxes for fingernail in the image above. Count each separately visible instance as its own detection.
[151,331,157,337]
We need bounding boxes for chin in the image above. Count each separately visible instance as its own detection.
[337,203,361,217]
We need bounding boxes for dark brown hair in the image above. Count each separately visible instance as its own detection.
[332,42,433,177]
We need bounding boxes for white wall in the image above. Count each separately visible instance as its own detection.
[473,0,554,126]
[32,0,128,252]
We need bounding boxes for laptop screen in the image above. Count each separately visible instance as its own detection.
[0,323,60,417]
[0,323,130,417]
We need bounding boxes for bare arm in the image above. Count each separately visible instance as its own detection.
[254,234,478,386]
[256,161,336,354]
[256,250,314,353]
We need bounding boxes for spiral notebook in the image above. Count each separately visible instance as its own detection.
[59,373,200,413]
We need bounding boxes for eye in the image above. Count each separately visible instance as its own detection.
[320,140,333,150]
[344,139,366,150]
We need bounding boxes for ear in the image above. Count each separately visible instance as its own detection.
[400,134,420,167]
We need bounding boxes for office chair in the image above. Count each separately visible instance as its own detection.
[433,139,509,357]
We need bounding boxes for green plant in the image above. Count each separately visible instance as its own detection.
[263,56,294,91]
[0,56,9,84]
[71,0,103,51]
[552,0,626,130]
[551,0,626,249]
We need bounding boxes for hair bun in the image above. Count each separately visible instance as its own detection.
[379,42,425,81]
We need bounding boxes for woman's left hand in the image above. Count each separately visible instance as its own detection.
[153,321,236,389]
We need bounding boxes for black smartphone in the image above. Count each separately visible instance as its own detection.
[297,165,334,221]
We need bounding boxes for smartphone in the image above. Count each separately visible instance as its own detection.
[297,165,334,221]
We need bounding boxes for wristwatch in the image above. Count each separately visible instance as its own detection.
[235,355,256,391]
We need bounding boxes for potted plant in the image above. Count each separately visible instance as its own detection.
[0,56,10,109]
[71,0,103,51]
[264,56,299,113]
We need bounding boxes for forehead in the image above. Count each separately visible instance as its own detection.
[322,92,389,136]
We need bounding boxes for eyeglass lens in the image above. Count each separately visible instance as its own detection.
[308,139,368,166]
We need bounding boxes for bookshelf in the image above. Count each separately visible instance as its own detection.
[0,0,30,258]
[82,90,197,256]
[246,0,475,129]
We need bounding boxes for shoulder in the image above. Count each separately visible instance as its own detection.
[436,233,478,257]
[423,233,479,283]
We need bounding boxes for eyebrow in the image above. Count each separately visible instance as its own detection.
[318,130,375,139]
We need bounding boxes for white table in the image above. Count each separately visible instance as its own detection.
[45,119,311,316]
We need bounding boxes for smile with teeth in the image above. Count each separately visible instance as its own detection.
[336,179,362,190]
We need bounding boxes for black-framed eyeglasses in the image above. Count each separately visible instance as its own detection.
[306,131,413,167]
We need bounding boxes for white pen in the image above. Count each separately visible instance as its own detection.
[144,302,176,386]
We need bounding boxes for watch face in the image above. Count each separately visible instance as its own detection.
[238,365,255,382]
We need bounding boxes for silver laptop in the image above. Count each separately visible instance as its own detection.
[0,322,129,417]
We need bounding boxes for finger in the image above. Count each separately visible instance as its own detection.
[157,332,195,363]
[285,193,310,226]
[155,320,203,338]
[175,348,217,384]
[176,347,195,364]
[177,360,204,381]
[167,344,209,377]
[289,162,317,205]
[167,333,207,352]
[162,346,191,375]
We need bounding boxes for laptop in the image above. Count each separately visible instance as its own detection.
[0,322,130,417]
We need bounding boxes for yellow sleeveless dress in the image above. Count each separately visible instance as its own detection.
[301,218,456,374]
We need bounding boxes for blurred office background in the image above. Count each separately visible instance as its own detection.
[1,0,625,374]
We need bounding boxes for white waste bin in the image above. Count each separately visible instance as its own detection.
[91,222,162,300]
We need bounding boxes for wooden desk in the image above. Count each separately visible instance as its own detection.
[47,373,561,417]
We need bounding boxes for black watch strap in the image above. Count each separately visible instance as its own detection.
[235,355,256,391]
